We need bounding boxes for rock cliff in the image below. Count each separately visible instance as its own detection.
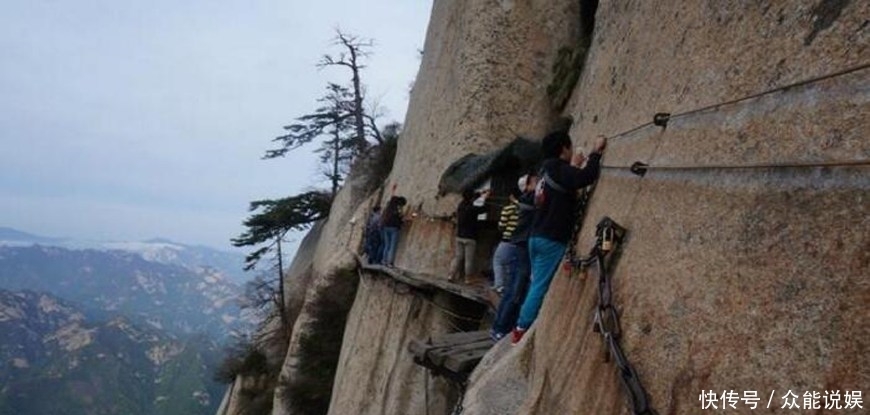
[221,1,868,414]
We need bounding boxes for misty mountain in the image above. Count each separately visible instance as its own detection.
[0,289,223,415]
[0,227,66,246]
[97,239,249,285]
[0,245,250,339]
[0,227,249,284]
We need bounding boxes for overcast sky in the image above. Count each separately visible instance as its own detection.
[0,0,432,252]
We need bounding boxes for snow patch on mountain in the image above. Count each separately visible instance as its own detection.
[135,272,167,295]
[103,241,184,262]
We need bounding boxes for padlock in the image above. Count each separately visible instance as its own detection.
[601,227,614,252]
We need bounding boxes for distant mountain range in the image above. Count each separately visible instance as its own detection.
[0,227,65,245]
[0,227,259,414]
[0,244,250,339]
[0,289,223,415]
[0,227,249,284]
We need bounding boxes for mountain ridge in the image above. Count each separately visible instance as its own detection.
[0,288,223,415]
[0,226,248,284]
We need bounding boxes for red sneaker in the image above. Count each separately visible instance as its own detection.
[510,327,526,344]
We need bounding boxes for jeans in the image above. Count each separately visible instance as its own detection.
[491,241,517,289]
[380,226,399,265]
[492,243,530,336]
[449,237,477,281]
[365,227,382,264]
[516,236,566,329]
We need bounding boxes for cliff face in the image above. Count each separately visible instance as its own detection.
[225,1,869,415]
[328,1,583,414]
[388,0,580,276]
[464,1,869,414]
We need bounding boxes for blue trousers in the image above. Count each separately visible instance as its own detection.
[380,226,399,265]
[492,243,530,335]
[365,228,383,264]
[516,236,566,329]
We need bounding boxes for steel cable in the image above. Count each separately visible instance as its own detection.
[606,62,870,142]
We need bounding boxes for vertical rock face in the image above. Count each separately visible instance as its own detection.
[328,278,458,415]
[388,0,581,276]
[463,1,869,414]
[325,1,583,414]
[270,173,371,415]
[250,1,868,415]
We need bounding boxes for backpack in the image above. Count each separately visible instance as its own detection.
[534,167,569,208]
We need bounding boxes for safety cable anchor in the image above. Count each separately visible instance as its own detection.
[630,161,649,177]
[652,112,670,128]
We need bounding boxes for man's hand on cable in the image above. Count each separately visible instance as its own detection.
[593,135,607,154]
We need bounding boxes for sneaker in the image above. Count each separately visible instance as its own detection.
[489,330,505,342]
[510,327,526,344]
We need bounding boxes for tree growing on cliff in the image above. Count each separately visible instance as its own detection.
[266,83,357,197]
[231,191,332,325]
[267,30,392,197]
[318,29,377,152]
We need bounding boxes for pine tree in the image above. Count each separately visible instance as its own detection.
[231,191,331,325]
[266,83,356,197]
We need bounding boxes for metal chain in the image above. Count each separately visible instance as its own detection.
[450,380,468,415]
[563,185,594,275]
[570,217,658,415]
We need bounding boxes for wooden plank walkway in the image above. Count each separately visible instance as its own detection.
[408,331,495,377]
[355,255,491,305]
[355,255,495,379]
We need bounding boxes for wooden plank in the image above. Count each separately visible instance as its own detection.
[425,331,490,347]
[408,331,490,357]
[356,254,490,305]
[427,339,494,366]
[444,348,491,373]
[407,339,429,356]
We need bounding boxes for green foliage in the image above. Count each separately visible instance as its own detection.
[547,43,589,111]
[547,1,597,111]
[232,191,332,271]
[355,122,401,195]
[214,346,271,384]
[265,83,359,196]
[285,268,359,415]
[265,83,355,159]
[214,342,277,415]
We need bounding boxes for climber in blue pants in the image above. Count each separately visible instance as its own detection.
[490,173,537,340]
[512,131,606,343]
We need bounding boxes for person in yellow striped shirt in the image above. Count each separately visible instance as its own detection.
[491,187,521,293]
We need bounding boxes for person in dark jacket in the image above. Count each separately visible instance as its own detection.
[512,132,606,343]
[490,173,538,341]
[379,196,407,267]
[448,188,491,282]
[364,205,382,264]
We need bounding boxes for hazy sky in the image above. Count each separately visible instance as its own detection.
[0,0,432,251]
